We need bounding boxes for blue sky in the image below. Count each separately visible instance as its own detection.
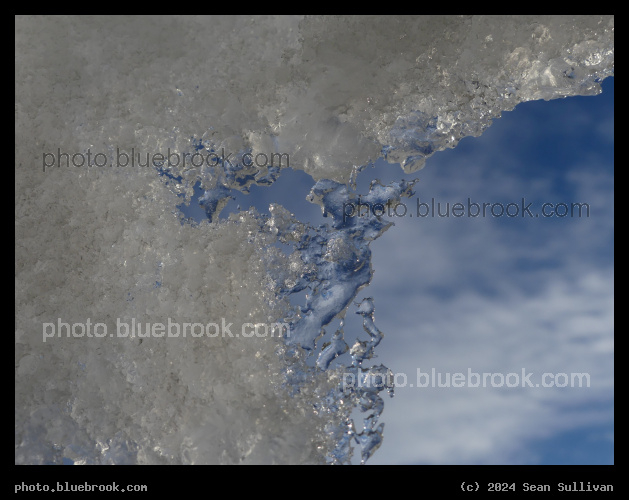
[364,77,614,465]
[182,77,614,465]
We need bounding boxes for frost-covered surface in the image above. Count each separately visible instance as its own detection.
[15,15,613,464]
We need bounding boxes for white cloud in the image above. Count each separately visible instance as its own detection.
[359,87,613,464]
[366,269,613,464]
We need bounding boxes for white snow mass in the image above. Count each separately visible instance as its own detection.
[15,15,613,464]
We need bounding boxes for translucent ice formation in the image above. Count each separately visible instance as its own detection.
[15,15,613,464]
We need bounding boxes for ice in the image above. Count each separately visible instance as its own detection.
[15,16,613,464]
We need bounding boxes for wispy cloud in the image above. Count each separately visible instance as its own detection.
[361,81,613,464]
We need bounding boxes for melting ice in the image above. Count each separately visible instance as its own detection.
[15,15,613,464]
